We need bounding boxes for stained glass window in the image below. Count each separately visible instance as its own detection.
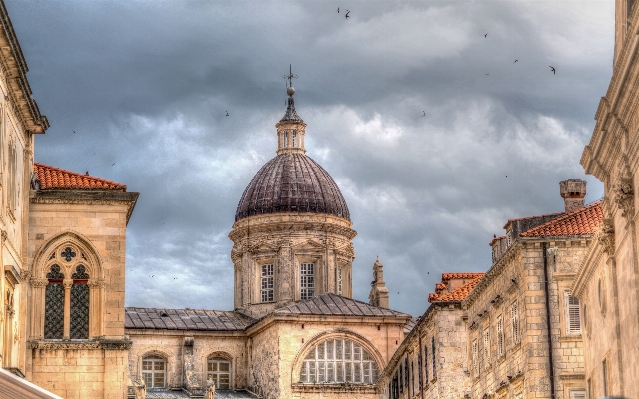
[142,355,166,389]
[207,358,231,390]
[299,338,378,384]
[44,265,64,339]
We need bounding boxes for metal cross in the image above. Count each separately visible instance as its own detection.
[61,247,76,262]
[283,64,298,88]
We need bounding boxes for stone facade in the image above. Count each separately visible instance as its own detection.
[575,1,639,398]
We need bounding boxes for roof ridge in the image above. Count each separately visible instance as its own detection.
[520,201,602,238]
[34,162,126,190]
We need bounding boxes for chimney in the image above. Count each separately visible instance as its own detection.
[559,179,587,213]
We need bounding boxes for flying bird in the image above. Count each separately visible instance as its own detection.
[513,60,518,63]
[421,111,426,117]
[345,10,350,19]
[112,163,115,166]
[337,7,339,13]
[226,111,229,116]
[484,33,487,38]
[73,131,76,134]
[549,66,556,74]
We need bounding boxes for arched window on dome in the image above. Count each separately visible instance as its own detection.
[299,338,379,384]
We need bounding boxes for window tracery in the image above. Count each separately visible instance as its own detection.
[299,338,379,384]
[70,265,90,339]
[44,265,64,339]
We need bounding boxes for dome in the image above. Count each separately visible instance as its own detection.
[235,153,350,222]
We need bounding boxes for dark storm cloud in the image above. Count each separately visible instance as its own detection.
[7,0,612,315]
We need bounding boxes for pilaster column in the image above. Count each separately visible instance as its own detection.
[29,278,47,339]
[87,279,104,337]
[63,279,73,339]
[278,239,293,303]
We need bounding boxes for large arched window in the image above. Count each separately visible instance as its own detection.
[299,338,379,384]
[207,357,231,390]
[142,355,166,388]
[43,258,91,339]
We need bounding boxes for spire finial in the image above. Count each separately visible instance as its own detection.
[283,64,298,96]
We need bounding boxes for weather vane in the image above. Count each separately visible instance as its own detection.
[283,64,298,89]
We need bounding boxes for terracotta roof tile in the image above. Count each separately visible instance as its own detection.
[428,275,484,302]
[34,163,126,191]
[519,201,602,238]
[441,272,485,282]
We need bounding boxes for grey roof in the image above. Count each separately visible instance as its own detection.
[403,317,419,334]
[273,293,409,318]
[125,308,255,331]
[145,390,256,398]
[279,95,304,123]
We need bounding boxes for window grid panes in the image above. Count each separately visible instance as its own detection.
[511,301,520,344]
[483,328,491,368]
[472,340,478,377]
[142,355,166,389]
[292,130,297,147]
[300,338,379,384]
[207,358,231,390]
[261,264,274,303]
[300,263,315,300]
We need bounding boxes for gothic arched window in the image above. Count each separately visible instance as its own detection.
[44,265,64,339]
[207,357,231,390]
[299,338,379,384]
[70,265,90,339]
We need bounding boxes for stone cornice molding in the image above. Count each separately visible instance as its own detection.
[30,190,139,224]
[0,1,49,134]
[229,213,356,241]
[573,222,611,298]
[27,337,132,350]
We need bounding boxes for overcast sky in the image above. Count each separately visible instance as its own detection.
[8,0,613,317]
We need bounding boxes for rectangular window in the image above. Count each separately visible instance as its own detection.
[300,263,315,300]
[602,359,608,397]
[511,300,520,344]
[292,130,297,147]
[404,357,409,391]
[497,315,504,357]
[261,264,274,302]
[399,363,403,393]
[431,337,436,379]
[472,339,478,378]
[417,352,422,389]
[337,267,343,295]
[284,131,289,147]
[483,328,491,368]
[565,291,581,334]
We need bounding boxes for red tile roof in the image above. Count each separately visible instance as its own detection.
[441,272,485,282]
[519,201,602,238]
[428,274,484,302]
[34,163,126,191]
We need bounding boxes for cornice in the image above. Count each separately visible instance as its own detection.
[229,213,356,242]
[572,232,605,298]
[30,190,139,224]
[0,2,48,134]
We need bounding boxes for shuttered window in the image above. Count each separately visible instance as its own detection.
[483,328,491,368]
[497,315,504,357]
[511,300,519,344]
[472,339,478,378]
[565,291,581,335]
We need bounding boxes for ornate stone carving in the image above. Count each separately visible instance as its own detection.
[29,278,48,288]
[63,279,73,289]
[613,176,634,219]
[87,279,105,288]
[597,219,615,255]
[20,269,31,281]
[27,337,132,350]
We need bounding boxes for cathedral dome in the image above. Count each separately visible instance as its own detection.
[235,153,350,222]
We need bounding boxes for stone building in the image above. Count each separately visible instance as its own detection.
[574,0,639,398]
[377,184,601,399]
[123,86,413,399]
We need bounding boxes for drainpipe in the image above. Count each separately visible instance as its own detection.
[542,242,556,399]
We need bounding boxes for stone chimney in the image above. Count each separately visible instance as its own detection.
[369,257,389,309]
[559,179,587,213]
